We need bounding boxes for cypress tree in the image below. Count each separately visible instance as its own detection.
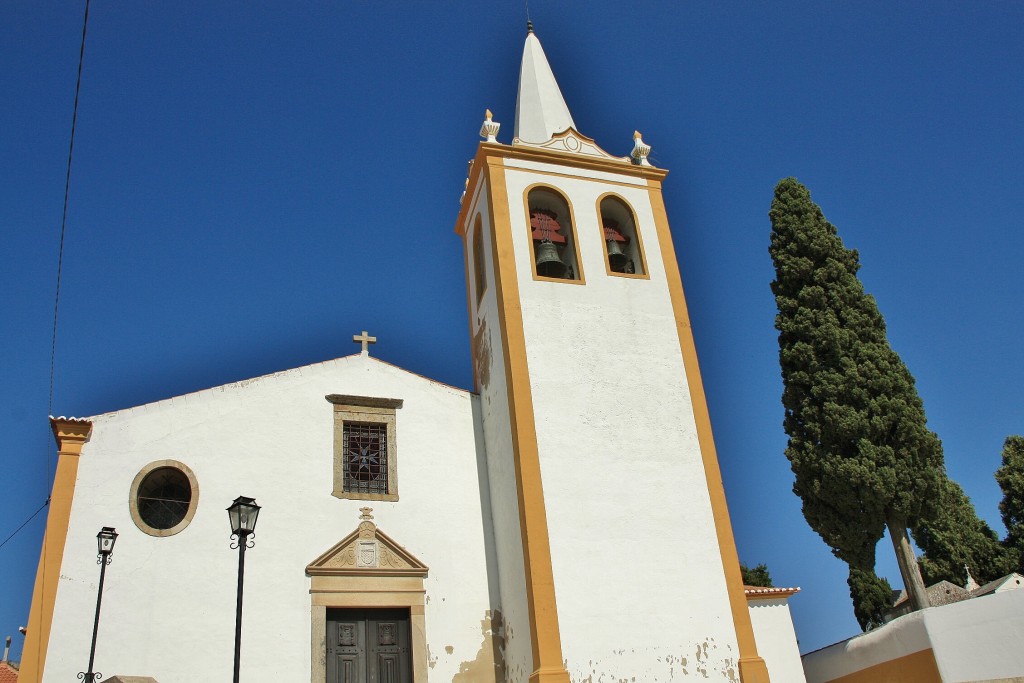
[995,435,1024,569]
[768,177,945,612]
[913,476,1016,585]
[847,566,893,630]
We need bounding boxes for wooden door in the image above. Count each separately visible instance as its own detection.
[326,608,412,683]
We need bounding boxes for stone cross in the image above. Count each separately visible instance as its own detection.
[353,330,377,354]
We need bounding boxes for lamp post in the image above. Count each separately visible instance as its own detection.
[227,496,260,683]
[80,526,117,682]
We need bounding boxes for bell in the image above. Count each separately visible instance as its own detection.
[535,239,568,278]
[606,239,631,273]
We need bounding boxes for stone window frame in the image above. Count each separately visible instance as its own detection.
[327,395,403,502]
[128,459,200,537]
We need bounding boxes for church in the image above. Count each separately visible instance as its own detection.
[19,26,803,683]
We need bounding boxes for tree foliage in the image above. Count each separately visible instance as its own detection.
[741,563,773,587]
[847,565,893,631]
[913,476,1017,585]
[995,435,1024,569]
[768,178,945,609]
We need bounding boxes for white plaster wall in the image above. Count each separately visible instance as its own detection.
[44,355,495,682]
[802,590,1024,683]
[502,161,742,681]
[467,186,534,682]
[928,589,1024,682]
[748,598,806,683]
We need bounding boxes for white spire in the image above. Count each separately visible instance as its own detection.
[514,27,576,143]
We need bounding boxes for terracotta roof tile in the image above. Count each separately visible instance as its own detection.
[744,585,800,599]
[0,661,19,683]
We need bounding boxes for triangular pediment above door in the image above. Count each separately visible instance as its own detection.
[306,507,428,578]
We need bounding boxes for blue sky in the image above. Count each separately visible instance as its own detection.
[2,1,1022,660]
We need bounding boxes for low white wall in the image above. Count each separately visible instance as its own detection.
[929,588,1024,682]
[802,589,1024,683]
[802,609,930,682]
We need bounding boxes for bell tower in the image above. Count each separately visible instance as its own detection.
[455,26,771,683]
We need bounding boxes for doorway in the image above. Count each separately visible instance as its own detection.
[326,608,412,683]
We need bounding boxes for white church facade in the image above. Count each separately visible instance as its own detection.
[20,28,803,683]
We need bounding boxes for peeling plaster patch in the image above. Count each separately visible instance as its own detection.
[473,320,491,389]
[445,645,454,655]
[427,645,437,669]
[452,609,505,683]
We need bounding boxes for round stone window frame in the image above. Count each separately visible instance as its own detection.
[129,460,200,537]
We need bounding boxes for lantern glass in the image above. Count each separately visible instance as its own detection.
[227,496,260,535]
[97,527,118,555]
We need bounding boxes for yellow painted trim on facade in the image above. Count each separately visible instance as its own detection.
[483,157,570,683]
[522,183,587,286]
[594,191,651,280]
[454,147,490,236]
[462,219,479,392]
[645,180,770,683]
[825,648,941,683]
[20,418,92,683]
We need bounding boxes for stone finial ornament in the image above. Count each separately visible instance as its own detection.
[631,130,652,166]
[480,109,501,143]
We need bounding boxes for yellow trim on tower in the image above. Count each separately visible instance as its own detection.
[483,156,571,683]
[20,418,93,683]
[645,179,770,683]
[461,213,479,392]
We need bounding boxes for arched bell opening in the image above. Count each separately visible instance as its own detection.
[527,187,581,281]
[599,195,646,276]
[472,214,487,305]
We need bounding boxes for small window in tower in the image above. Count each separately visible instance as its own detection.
[473,215,487,304]
[129,460,200,537]
[527,187,582,282]
[599,195,647,277]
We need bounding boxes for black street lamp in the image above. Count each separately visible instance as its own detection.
[80,526,118,682]
[227,496,260,683]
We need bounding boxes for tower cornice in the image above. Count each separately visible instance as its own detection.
[454,142,669,236]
